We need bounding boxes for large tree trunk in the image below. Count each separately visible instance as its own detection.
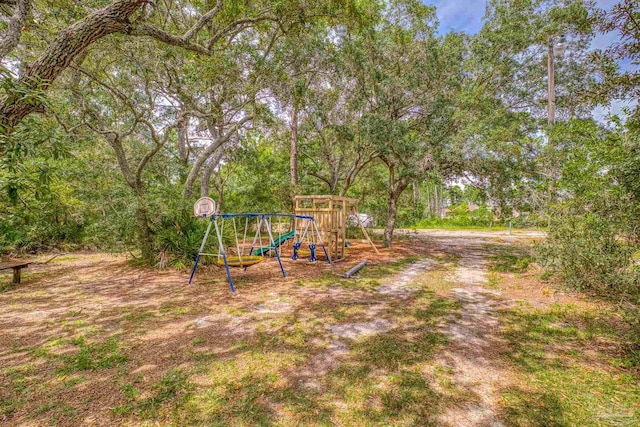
[133,190,155,264]
[0,0,30,61]
[217,187,224,212]
[383,178,408,247]
[200,148,224,197]
[200,162,214,198]
[183,139,223,200]
[104,131,157,265]
[412,182,420,208]
[0,0,144,134]
[383,195,398,247]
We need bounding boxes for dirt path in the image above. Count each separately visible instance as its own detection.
[292,231,518,418]
[292,258,436,391]
[416,233,513,427]
[3,233,637,426]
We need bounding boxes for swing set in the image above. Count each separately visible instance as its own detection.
[188,197,331,292]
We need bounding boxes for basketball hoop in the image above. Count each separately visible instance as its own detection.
[193,197,217,217]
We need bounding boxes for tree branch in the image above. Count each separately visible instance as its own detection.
[0,0,29,60]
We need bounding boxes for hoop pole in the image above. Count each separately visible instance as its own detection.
[188,219,213,285]
[214,217,235,292]
[265,214,286,278]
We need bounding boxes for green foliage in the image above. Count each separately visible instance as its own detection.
[223,133,292,213]
[155,210,212,268]
[0,115,87,252]
[536,120,640,303]
[414,203,495,229]
[538,208,640,295]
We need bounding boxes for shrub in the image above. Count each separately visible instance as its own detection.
[537,209,640,300]
[413,203,495,228]
[155,210,213,268]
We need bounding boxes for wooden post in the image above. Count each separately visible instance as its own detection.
[12,267,20,284]
[352,206,380,254]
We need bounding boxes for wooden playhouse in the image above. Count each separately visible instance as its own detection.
[293,195,378,261]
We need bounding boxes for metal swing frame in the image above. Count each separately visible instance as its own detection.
[188,213,331,292]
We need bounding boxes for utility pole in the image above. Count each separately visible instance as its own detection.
[547,36,566,126]
[547,40,555,126]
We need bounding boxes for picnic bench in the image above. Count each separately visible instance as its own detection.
[0,261,32,284]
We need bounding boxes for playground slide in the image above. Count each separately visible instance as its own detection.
[251,230,295,256]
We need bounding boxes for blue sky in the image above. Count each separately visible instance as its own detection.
[425,0,620,36]
[423,0,635,119]
[425,0,630,68]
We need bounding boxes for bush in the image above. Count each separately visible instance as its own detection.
[155,210,213,268]
[537,210,640,300]
[413,203,495,228]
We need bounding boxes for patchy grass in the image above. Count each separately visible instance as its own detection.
[358,256,421,278]
[498,303,640,426]
[416,262,458,295]
[412,225,512,231]
[59,336,129,374]
[109,284,457,425]
[487,244,533,273]
[27,335,130,375]
[0,280,14,292]
[177,350,304,425]
[1,364,36,419]
[318,296,457,426]
[112,368,194,419]
[298,257,421,292]
[121,308,156,324]
[14,235,637,426]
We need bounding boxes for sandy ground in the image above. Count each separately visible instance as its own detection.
[427,233,511,427]
[0,229,565,426]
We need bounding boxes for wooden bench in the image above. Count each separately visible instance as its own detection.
[0,262,32,284]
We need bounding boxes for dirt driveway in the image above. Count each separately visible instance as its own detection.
[1,229,637,427]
